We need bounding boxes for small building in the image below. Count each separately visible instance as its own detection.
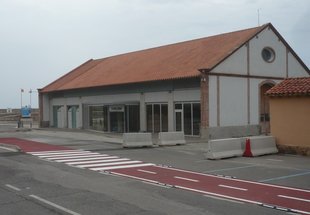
[266,77,310,155]
[38,23,309,139]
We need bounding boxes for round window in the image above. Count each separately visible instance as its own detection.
[261,47,275,63]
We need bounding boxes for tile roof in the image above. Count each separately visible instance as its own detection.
[41,23,270,93]
[266,77,310,97]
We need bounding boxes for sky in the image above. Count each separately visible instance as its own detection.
[0,0,309,109]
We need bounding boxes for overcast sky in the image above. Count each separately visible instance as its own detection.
[1,0,309,108]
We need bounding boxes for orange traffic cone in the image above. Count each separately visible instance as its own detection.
[243,138,253,157]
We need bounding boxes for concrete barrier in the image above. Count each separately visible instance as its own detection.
[245,136,278,156]
[123,133,153,148]
[158,132,186,146]
[205,138,243,160]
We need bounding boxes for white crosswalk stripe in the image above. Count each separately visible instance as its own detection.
[29,150,91,156]
[66,157,121,165]
[27,150,154,172]
[44,154,104,160]
[54,156,116,163]
[77,160,140,168]
[38,152,99,158]
[68,158,129,166]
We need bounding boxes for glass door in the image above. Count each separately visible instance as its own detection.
[175,110,183,132]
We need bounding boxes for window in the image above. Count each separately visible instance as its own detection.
[261,47,275,63]
[146,104,168,133]
[174,102,200,136]
[89,106,108,131]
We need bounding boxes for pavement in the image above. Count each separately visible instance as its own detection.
[0,125,309,215]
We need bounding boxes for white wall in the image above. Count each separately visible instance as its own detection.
[249,27,286,77]
[219,77,247,126]
[288,52,309,77]
[42,94,50,121]
[249,79,261,125]
[145,92,169,103]
[82,93,140,104]
[209,76,217,127]
[173,89,200,101]
[57,106,65,128]
[212,45,247,75]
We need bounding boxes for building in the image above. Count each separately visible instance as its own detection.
[38,23,309,139]
[266,77,310,155]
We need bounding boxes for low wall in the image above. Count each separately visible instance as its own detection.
[209,125,261,139]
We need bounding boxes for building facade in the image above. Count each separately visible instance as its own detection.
[267,78,310,155]
[39,23,309,139]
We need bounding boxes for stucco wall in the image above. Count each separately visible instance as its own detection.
[220,76,247,126]
[212,45,247,75]
[288,52,309,77]
[270,96,310,149]
[212,26,308,79]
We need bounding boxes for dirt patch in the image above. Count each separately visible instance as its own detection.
[277,144,310,156]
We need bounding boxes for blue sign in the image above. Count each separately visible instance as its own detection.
[21,106,31,118]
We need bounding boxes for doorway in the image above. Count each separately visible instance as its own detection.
[109,106,125,133]
[260,82,275,134]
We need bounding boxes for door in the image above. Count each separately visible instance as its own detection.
[175,110,183,132]
[110,112,124,133]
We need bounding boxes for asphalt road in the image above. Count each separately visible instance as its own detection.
[0,128,309,215]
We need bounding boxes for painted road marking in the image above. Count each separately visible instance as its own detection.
[5,184,21,191]
[259,171,310,183]
[174,185,262,205]
[278,195,310,203]
[55,156,114,163]
[142,181,172,188]
[162,166,310,193]
[137,169,157,174]
[85,160,142,169]
[66,157,120,165]
[219,184,248,191]
[174,176,199,183]
[0,146,18,152]
[76,159,132,168]
[266,159,283,162]
[205,165,257,173]
[29,150,90,156]
[28,149,80,154]
[38,152,98,158]
[29,194,81,215]
[45,154,106,160]
[91,163,154,171]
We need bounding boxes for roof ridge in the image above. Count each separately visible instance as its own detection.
[94,24,269,62]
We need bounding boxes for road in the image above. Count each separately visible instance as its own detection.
[0,130,309,215]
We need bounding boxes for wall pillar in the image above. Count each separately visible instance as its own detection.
[78,101,83,129]
[199,70,210,139]
[38,90,50,128]
[64,104,68,128]
[140,93,146,132]
[168,91,174,132]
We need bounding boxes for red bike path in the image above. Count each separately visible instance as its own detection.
[0,137,70,152]
[1,137,309,214]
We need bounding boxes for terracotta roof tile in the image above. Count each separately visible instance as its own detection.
[266,77,310,97]
[42,24,269,93]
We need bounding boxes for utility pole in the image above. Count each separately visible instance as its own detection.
[29,89,32,107]
[21,88,24,108]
